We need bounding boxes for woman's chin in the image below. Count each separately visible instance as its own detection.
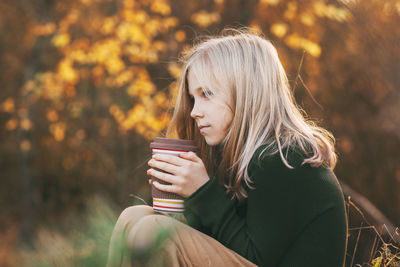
[205,138,222,147]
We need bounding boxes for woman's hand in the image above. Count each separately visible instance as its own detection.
[147,152,210,198]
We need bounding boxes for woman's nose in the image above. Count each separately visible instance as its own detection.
[190,102,204,119]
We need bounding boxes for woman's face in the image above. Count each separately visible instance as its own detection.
[187,69,234,146]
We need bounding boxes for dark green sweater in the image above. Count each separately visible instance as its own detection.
[184,145,348,267]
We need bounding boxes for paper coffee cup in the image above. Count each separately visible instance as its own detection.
[149,137,199,213]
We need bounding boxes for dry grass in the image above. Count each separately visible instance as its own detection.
[346,198,400,267]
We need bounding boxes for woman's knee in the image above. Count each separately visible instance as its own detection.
[116,205,154,230]
[126,214,178,248]
[138,214,177,229]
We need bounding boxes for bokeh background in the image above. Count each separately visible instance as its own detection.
[1,0,399,266]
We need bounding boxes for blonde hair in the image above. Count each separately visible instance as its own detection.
[166,28,337,201]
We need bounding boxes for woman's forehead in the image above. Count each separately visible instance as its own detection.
[186,68,233,108]
[187,66,220,92]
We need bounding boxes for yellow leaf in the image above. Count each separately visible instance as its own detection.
[5,118,18,131]
[285,34,321,57]
[313,2,350,22]
[118,23,144,44]
[101,17,116,35]
[90,39,121,64]
[22,80,36,94]
[1,98,15,113]
[105,57,125,75]
[109,105,125,123]
[70,49,87,63]
[58,59,79,83]
[34,23,56,36]
[46,110,59,122]
[168,63,182,79]
[396,2,400,16]
[372,256,382,267]
[303,42,321,58]
[163,17,179,30]
[153,41,167,51]
[191,11,220,28]
[144,131,156,141]
[154,92,169,108]
[174,30,186,42]
[270,23,288,38]
[92,66,104,78]
[20,118,32,131]
[284,2,297,20]
[123,0,136,9]
[127,79,156,96]
[144,19,161,38]
[151,0,171,16]
[80,0,91,5]
[115,69,134,87]
[135,123,146,135]
[300,13,315,26]
[49,122,66,142]
[65,85,76,97]
[39,72,64,100]
[150,117,167,132]
[59,10,79,32]
[133,10,148,24]
[260,0,279,6]
[121,104,147,130]
[52,33,70,48]
[20,140,31,151]
[121,9,135,22]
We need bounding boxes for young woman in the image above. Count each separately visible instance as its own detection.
[107,28,348,267]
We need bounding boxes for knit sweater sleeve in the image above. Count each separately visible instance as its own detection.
[184,147,347,267]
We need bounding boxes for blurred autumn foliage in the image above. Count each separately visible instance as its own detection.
[0,0,399,265]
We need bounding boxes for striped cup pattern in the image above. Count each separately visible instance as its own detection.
[150,138,198,213]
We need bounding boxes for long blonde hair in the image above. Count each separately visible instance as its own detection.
[166,28,337,201]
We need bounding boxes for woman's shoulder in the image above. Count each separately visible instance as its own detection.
[247,143,345,205]
[249,143,307,171]
[248,143,340,190]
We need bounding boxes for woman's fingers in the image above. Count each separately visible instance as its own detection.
[152,181,178,194]
[147,168,175,184]
[178,151,199,161]
[152,153,191,166]
[147,168,184,194]
[147,152,206,198]
[148,158,179,174]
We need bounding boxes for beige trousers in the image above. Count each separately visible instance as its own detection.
[106,205,258,267]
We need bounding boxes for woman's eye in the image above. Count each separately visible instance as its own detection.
[203,91,213,98]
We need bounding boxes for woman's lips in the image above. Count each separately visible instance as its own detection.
[199,126,210,133]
